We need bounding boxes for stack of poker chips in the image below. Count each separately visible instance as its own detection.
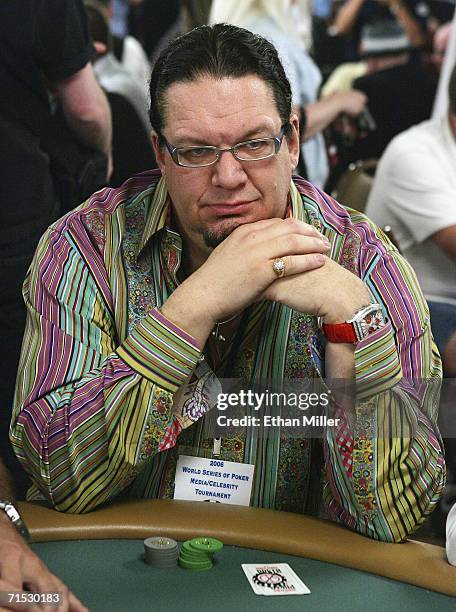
[178,537,224,571]
[144,536,179,568]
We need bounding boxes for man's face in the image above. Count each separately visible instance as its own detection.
[152,75,299,253]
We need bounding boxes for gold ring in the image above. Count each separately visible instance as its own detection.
[272,258,286,277]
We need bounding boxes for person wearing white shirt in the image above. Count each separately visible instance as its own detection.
[447,501,456,565]
[366,64,456,376]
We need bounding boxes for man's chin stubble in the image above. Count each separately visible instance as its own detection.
[202,228,233,248]
[202,220,242,248]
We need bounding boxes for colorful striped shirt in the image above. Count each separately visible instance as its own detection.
[11,170,445,542]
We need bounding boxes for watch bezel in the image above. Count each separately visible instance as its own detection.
[347,303,385,342]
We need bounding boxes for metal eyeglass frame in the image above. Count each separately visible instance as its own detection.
[161,124,288,168]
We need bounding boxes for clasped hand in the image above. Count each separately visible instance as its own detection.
[162,218,369,345]
[191,217,369,323]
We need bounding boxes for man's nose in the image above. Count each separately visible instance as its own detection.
[211,150,248,189]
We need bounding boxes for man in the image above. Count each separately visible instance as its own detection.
[84,0,156,186]
[447,500,456,565]
[85,0,150,132]
[347,20,437,162]
[333,0,427,61]
[97,0,151,91]
[0,0,112,498]
[366,63,456,376]
[0,458,87,611]
[209,0,368,187]
[366,66,456,538]
[11,24,444,544]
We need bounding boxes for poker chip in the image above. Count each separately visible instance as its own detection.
[179,557,213,571]
[181,541,210,558]
[178,537,223,571]
[143,535,223,571]
[144,536,179,567]
[189,537,224,553]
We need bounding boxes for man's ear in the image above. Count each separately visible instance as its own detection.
[288,111,300,169]
[151,131,166,172]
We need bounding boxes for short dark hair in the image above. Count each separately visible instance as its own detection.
[449,64,456,115]
[148,23,293,142]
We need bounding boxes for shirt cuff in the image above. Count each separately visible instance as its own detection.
[116,308,202,392]
[354,321,402,399]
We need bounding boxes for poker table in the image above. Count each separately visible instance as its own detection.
[19,499,456,611]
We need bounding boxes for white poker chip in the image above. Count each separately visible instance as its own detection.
[144,536,179,567]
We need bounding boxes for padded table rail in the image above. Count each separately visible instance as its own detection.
[18,499,456,598]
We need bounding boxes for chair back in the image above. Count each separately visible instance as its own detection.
[332,159,377,213]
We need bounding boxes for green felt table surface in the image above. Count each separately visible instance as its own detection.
[32,539,456,612]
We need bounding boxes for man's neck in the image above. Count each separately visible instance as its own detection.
[170,211,212,276]
[180,237,211,277]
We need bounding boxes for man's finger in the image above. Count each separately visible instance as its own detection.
[292,253,328,274]
[270,234,331,259]
[0,555,25,592]
[270,253,327,278]
[0,581,31,612]
[67,590,88,612]
[22,576,68,612]
[255,217,325,243]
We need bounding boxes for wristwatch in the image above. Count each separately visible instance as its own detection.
[0,500,31,542]
[322,303,386,344]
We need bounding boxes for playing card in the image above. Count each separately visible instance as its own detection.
[241,563,311,596]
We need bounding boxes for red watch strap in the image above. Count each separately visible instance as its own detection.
[322,322,357,343]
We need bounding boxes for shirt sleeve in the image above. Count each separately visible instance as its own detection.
[35,0,94,82]
[385,146,456,244]
[10,223,203,513]
[322,221,445,542]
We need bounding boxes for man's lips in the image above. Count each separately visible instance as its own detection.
[205,201,255,215]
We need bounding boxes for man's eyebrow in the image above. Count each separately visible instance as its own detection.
[239,125,277,140]
[173,125,277,147]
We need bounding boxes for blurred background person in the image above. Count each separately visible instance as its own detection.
[333,0,427,60]
[0,0,111,498]
[209,0,366,188]
[327,19,437,175]
[84,0,155,186]
[433,7,456,116]
[128,0,182,62]
[98,0,151,90]
[366,63,456,375]
[85,0,150,130]
[365,64,456,538]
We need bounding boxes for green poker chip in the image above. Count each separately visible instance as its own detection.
[181,541,206,554]
[179,558,213,571]
[189,537,224,553]
[179,549,209,561]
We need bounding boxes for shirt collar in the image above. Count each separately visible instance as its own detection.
[289,178,307,222]
[137,176,171,256]
[137,177,306,257]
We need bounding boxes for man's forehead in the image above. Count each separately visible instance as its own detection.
[161,74,280,137]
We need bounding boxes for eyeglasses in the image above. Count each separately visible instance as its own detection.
[161,125,288,168]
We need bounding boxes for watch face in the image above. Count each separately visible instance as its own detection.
[356,308,385,340]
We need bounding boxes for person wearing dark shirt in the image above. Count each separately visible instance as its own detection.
[0,0,112,498]
[334,0,428,60]
[347,20,437,161]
